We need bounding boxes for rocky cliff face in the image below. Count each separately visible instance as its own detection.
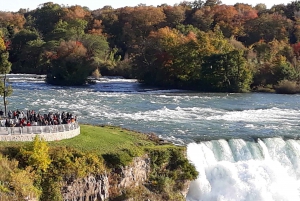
[118,156,150,188]
[62,174,109,201]
[61,156,150,201]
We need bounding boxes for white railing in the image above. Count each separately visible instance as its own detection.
[0,122,79,135]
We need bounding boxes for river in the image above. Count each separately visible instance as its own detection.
[6,74,300,201]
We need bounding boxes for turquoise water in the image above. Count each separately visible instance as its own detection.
[7,74,300,201]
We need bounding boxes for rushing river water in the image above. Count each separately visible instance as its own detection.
[6,74,300,201]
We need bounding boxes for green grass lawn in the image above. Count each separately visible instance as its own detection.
[49,124,156,154]
[0,124,172,158]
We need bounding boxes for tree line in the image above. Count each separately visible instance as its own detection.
[0,0,300,93]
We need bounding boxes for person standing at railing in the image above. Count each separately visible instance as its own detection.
[16,110,20,118]
[26,110,30,119]
[21,111,25,119]
[71,115,75,123]
[14,116,18,125]
[8,110,12,118]
[5,119,9,127]
[0,109,3,118]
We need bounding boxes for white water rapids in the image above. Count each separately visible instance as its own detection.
[6,74,300,200]
[186,138,300,201]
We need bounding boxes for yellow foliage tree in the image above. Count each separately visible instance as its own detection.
[0,154,41,200]
[10,168,42,200]
[0,31,6,51]
[20,135,51,172]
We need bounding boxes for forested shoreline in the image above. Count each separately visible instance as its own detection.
[0,0,300,92]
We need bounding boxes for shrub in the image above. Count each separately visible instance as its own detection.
[41,147,106,201]
[103,152,133,168]
[275,80,300,94]
[147,146,198,196]
[19,135,51,172]
[148,148,170,168]
[0,154,41,200]
[253,85,275,93]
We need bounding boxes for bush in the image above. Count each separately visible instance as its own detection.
[41,147,106,201]
[253,85,275,93]
[0,154,41,200]
[147,146,198,195]
[103,152,133,168]
[275,80,300,94]
[19,135,51,172]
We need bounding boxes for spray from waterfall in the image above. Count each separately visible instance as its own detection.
[186,137,300,201]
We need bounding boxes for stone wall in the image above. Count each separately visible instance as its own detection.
[0,126,80,141]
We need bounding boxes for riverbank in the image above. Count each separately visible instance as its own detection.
[0,124,198,200]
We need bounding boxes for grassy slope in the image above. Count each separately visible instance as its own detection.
[50,124,158,154]
[0,124,160,155]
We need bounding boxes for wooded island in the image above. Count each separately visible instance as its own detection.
[0,0,299,92]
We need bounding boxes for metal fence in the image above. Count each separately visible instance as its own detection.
[0,122,79,135]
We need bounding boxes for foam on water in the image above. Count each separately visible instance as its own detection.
[187,139,300,201]
[11,83,300,141]
[207,107,300,123]
[6,74,300,200]
[96,77,137,83]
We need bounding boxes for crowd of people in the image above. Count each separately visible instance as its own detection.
[0,109,77,127]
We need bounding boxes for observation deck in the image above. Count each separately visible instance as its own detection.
[0,122,80,141]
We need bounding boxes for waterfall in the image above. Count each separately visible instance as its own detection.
[186,137,300,201]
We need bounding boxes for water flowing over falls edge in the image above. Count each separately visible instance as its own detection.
[6,74,300,200]
[186,137,300,201]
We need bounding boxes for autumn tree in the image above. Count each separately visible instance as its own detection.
[20,135,51,173]
[0,12,26,31]
[191,6,214,32]
[62,5,91,21]
[254,3,267,13]
[134,26,235,89]
[92,7,124,59]
[201,50,252,92]
[46,40,97,85]
[252,39,294,63]
[244,13,293,45]
[163,5,186,28]
[0,154,41,200]
[234,3,258,37]
[87,19,103,35]
[250,40,298,87]
[118,6,166,56]
[204,0,222,7]
[213,5,239,37]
